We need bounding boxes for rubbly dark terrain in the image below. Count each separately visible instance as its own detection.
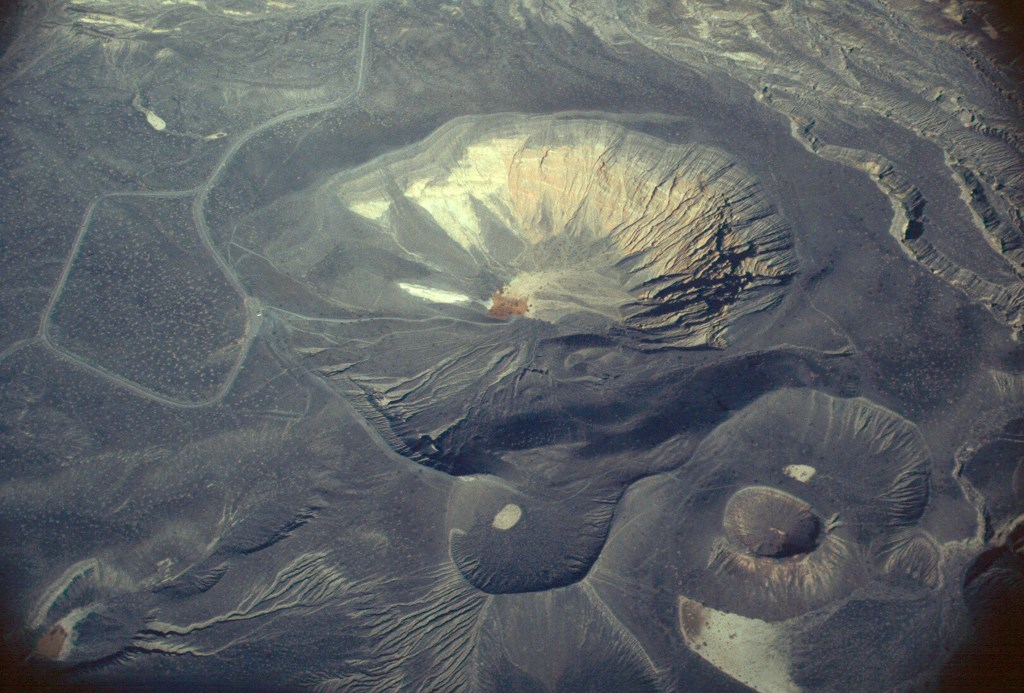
[1,0,1023,691]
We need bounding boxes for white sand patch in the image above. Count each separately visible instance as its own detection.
[398,283,472,305]
[145,110,167,131]
[403,138,522,253]
[492,503,522,530]
[349,198,391,222]
[79,14,147,30]
[783,464,816,482]
[132,95,167,132]
[678,595,800,693]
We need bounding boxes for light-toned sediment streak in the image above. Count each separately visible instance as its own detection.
[398,283,473,305]
[33,608,94,661]
[142,552,351,637]
[30,558,141,661]
[30,559,103,629]
[679,595,800,693]
[76,13,174,34]
[304,565,490,692]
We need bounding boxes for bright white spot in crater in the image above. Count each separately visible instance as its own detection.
[492,503,522,530]
[783,464,817,482]
[145,111,167,131]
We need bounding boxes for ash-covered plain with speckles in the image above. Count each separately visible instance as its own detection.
[1,0,1023,691]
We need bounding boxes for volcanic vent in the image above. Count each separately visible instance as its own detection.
[341,115,796,348]
[301,115,798,467]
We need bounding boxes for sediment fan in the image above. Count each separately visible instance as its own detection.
[312,115,796,463]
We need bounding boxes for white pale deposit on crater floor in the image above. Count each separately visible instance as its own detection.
[397,283,473,305]
[145,110,167,131]
[492,503,523,530]
[783,464,817,482]
[679,595,799,693]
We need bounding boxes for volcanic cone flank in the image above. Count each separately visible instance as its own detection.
[668,388,933,620]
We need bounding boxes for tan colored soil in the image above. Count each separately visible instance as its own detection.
[487,288,529,319]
